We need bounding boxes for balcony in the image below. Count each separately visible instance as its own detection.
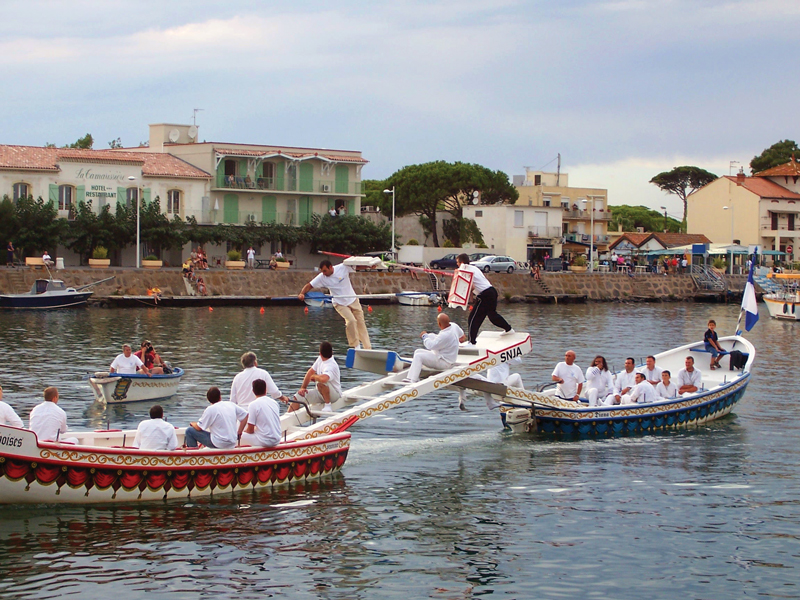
[214,174,362,195]
[564,233,610,244]
[562,209,611,221]
[527,226,562,239]
[198,210,302,226]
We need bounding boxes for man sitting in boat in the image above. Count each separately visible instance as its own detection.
[402,313,463,384]
[291,341,341,414]
[551,350,585,402]
[0,385,23,428]
[230,352,287,409]
[656,370,678,400]
[240,379,281,448]
[29,387,78,444]
[110,344,152,377]
[609,357,637,405]
[133,404,178,451]
[134,341,164,375]
[185,386,248,449]
[638,355,663,386]
[585,355,614,407]
[621,372,657,404]
[676,356,702,396]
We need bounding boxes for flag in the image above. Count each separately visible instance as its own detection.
[741,259,759,332]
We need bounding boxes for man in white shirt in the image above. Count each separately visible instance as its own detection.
[638,355,663,386]
[676,356,702,396]
[298,260,371,349]
[42,251,54,266]
[240,379,282,448]
[609,357,637,405]
[133,405,178,450]
[621,372,658,404]
[29,387,78,444]
[246,246,256,269]
[655,370,678,400]
[185,387,248,449]
[403,313,463,383]
[551,350,585,401]
[456,254,513,345]
[0,385,23,428]
[291,341,342,413]
[110,344,151,376]
[230,352,286,409]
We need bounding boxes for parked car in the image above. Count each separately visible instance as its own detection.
[429,253,459,270]
[472,255,517,273]
[364,251,398,272]
[469,252,493,262]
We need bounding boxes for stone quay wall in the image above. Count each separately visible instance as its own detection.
[0,268,752,303]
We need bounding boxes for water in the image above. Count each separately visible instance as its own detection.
[0,303,798,599]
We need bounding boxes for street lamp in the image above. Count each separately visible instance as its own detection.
[660,206,668,233]
[128,176,141,269]
[383,186,396,256]
[582,198,594,273]
[723,205,734,274]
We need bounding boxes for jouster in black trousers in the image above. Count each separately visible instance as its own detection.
[468,287,511,344]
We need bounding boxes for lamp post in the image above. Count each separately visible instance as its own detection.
[582,198,594,273]
[383,186,396,256]
[660,206,668,233]
[128,176,141,269]
[723,205,734,274]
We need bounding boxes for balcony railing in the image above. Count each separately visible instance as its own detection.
[215,174,362,195]
[527,226,562,239]
[564,233,610,244]
[199,210,304,226]
[562,209,612,221]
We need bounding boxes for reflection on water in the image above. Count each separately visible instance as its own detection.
[0,303,798,598]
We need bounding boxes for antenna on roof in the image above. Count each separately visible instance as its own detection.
[192,108,204,126]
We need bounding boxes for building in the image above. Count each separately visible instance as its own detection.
[513,168,610,262]
[609,232,712,255]
[687,163,800,263]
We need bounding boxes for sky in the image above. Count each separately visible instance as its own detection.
[2,0,797,220]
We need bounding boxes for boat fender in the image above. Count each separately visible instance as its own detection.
[784,303,789,314]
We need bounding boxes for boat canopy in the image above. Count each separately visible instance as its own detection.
[32,280,68,294]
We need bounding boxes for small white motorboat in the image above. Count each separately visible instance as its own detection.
[88,368,184,403]
[762,273,800,321]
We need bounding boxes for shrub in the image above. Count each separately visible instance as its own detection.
[276,256,288,262]
[227,250,242,261]
[406,239,419,245]
[144,254,159,261]
[442,240,455,248]
[712,257,727,269]
[477,243,488,249]
[92,246,108,260]
[573,255,587,267]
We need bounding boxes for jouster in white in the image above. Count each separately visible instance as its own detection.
[230,352,283,408]
[552,350,585,400]
[622,373,658,404]
[404,314,463,383]
[133,406,178,451]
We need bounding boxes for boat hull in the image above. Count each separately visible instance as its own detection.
[763,295,800,321]
[0,291,92,309]
[397,293,435,306]
[0,425,350,504]
[88,368,184,403]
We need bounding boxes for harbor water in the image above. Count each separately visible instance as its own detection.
[0,302,797,599]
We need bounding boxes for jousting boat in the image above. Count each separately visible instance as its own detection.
[0,332,532,504]
[88,368,185,404]
[493,336,755,436]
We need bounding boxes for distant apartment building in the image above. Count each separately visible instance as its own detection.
[512,168,610,262]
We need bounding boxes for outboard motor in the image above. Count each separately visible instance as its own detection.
[501,408,535,433]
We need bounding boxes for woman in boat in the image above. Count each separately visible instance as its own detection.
[585,355,614,407]
[134,341,165,375]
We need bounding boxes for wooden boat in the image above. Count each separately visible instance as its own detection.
[491,336,755,436]
[88,368,184,404]
[0,332,532,504]
[0,276,113,309]
[762,273,800,321]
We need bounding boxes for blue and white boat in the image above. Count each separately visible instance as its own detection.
[88,368,185,404]
[0,278,106,309]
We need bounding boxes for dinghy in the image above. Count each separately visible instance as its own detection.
[88,368,184,404]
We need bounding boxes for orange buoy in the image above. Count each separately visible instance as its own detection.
[260,307,265,314]
[367,305,372,312]
[304,306,309,314]
[209,306,213,312]
[437,305,442,312]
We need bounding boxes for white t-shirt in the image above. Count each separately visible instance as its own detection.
[552,362,585,398]
[614,370,637,396]
[245,396,281,447]
[246,248,255,259]
[0,400,23,427]
[458,263,492,294]
[311,356,341,396]
[230,367,282,408]
[198,401,248,449]
[676,368,702,391]
[133,418,178,450]
[585,366,614,396]
[655,381,678,399]
[638,365,663,384]
[309,264,356,307]
[29,401,68,442]
[111,353,144,375]
[629,380,657,404]
[421,324,463,364]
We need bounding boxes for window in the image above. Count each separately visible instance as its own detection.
[58,185,74,211]
[475,210,483,217]
[167,189,181,215]
[224,160,237,177]
[13,183,29,201]
[534,174,542,185]
[543,198,551,207]
[514,210,524,228]
[126,187,139,209]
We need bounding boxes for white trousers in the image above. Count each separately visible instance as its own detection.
[407,350,451,382]
[304,383,342,406]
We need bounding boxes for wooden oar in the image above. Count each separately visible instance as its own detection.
[318,251,454,277]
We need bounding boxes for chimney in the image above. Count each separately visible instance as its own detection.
[736,167,745,186]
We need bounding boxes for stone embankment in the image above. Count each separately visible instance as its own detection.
[0,268,752,304]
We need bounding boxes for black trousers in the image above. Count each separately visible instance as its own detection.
[468,287,511,344]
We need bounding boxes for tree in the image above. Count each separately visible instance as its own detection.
[385,161,517,247]
[138,197,186,257]
[750,139,800,174]
[13,195,65,257]
[65,133,94,149]
[649,166,717,232]
[360,179,390,212]
[0,196,18,257]
[303,214,391,256]
[609,205,682,233]
[108,137,123,149]
[64,201,121,264]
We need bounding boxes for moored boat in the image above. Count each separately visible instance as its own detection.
[0,276,113,309]
[762,273,800,321]
[88,368,184,403]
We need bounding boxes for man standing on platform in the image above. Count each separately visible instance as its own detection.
[456,254,513,346]
[298,260,371,349]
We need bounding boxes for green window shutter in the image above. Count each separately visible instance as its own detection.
[117,187,126,207]
[299,163,314,192]
[335,165,349,194]
[223,194,239,223]
[240,160,248,177]
[76,185,85,203]
[298,196,312,226]
[49,184,58,206]
[143,188,152,205]
[262,196,276,223]
[347,199,356,216]
[217,164,227,187]
[275,163,285,191]
[328,198,336,211]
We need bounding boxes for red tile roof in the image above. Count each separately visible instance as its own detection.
[0,145,211,179]
[609,233,650,249]
[753,157,800,177]
[723,175,800,199]
[213,147,368,164]
[646,232,711,247]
